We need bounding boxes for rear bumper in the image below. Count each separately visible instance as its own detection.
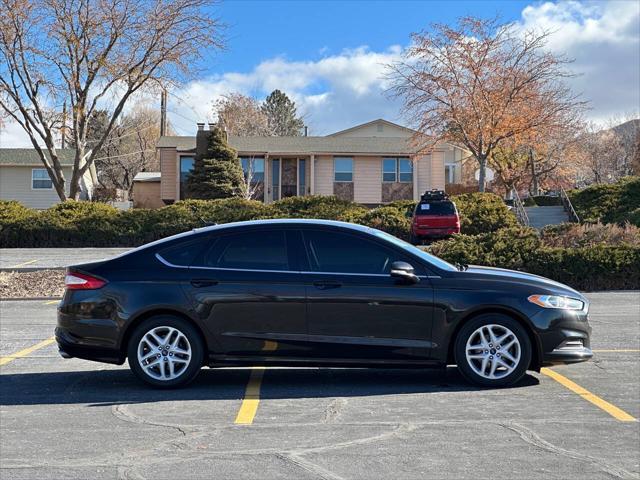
[55,327,125,365]
[412,227,460,238]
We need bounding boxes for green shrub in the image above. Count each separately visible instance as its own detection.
[271,195,366,220]
[452,192,517,235]
[532,195,562,206]
[523,196,536,207]
[355,206,412,241]
[569,176,640,226]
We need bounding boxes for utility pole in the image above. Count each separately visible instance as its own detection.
[61,101,67,148]
[160,89,167,136]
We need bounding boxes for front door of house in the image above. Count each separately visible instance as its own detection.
[281,158,298,198]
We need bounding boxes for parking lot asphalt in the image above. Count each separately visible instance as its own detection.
[0,248,130,269]
[0,292,639,480]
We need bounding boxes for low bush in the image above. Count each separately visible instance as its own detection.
[569,176,640,226]
[270,195,366,220]
[532,195,562,206]
[541,222,640,248]
[523,196,536,207]
[452,192,518,235]
[427,227,640,291]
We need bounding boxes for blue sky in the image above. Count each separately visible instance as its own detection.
[214,1,530,73]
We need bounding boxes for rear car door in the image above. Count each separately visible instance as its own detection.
[301,227,435,362]
[183,227,307,358]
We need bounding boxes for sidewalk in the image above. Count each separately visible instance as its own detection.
[0,248,131,270]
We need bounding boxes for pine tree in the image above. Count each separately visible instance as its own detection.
[185,127,246,199]
[261,90,305,136]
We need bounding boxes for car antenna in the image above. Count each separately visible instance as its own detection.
[189,204,216,227]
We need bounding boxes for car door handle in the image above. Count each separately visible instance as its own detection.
[190,279,218,288]
[313,281,342,290]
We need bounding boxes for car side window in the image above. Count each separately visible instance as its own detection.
[303,229,401,275]
[203,230,289,271]
[157,237,211,267]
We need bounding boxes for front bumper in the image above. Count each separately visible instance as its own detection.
[533,307,593,366]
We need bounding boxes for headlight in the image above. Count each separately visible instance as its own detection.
[528,295,585,310]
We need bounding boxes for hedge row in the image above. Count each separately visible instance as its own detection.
[0,192,515,247]
[569,176,640,226]
[427,226,640,291]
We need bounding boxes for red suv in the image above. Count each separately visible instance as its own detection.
[410,190,460,243]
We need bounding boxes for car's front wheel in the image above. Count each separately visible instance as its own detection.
[127,316,204,388]
[454,314,531,387]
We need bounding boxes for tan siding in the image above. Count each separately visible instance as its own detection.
[0,165,72,209]
[314,155,333,195]
[431,150,446,190]
[353,156,381,203]
[330,121,412,138]
[132,181,163,209]
[160,148,177,201]
[416,154,432,193]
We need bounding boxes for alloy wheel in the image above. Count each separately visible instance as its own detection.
[137,326,192,381]
[465,324,521,380]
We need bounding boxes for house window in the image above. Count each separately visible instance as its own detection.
[382,158,412,183]
[334,157,353,182]
[179,156,195,199]
[445,164,456,184]
[32,169,52,189]
[240,157,265,182]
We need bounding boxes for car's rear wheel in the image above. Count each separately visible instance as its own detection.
[454,314,531,387]
[127,316,204,388]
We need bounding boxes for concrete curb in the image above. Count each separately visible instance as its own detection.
[0,267,66,273]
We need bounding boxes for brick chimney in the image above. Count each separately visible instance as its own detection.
[196,122,209,158]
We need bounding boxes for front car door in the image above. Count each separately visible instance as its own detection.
[301,227,436,363]
[183,227,307,360]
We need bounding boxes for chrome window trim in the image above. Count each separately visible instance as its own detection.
[155,254,440,278]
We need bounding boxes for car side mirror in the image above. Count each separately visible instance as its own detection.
[390,261,420,284]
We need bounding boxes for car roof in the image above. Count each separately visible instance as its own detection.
[115,219,376,259]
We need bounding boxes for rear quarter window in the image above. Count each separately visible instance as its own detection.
[157,237,211,267]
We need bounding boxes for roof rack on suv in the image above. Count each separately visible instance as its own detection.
[420,190,449,202]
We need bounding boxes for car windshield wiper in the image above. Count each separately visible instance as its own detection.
[456,263,469,271]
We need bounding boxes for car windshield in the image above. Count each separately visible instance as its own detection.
[371,229,458,272]
[415,201,455,216]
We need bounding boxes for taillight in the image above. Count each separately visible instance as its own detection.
[64,272,107,290]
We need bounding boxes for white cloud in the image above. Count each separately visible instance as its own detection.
[516,0,640,124]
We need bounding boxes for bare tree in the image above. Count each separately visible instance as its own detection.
[214,93,273,136]
[0,0,223,201]
[240,156,263,200]
[390,17,586,191]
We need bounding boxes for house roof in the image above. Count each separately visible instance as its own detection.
[157,135,418,155]
[0,148,76,166]
[133,172,161,182]
[326,119,417,137]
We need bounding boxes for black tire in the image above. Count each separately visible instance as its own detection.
[454,313,532,387]
[127,315,204,388]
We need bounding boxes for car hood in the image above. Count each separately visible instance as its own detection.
[461,265,584,299]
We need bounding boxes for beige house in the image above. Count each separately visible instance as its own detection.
[0,148,96,209]
[155,119,470,206]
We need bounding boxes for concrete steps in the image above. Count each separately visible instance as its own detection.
[524,206,570,230]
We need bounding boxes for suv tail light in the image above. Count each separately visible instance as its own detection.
[65,272,107,290]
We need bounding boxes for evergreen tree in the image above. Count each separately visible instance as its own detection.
[261,90,305,136]
[186,127,246,199]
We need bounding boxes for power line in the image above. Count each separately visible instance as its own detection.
[91,148,156,163]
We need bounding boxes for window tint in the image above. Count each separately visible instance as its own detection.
[206,230,288,271]
[416,201,456,216]
[32,169,52,189]
[334,157,353,182]
[399,158,413,182]
[383,158,412,183]
[180,156,195,200]
[158,237,210,266]
[304,229,398,274]
[382,158,396,182]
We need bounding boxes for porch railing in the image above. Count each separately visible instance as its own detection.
[512,189,530,227]
[559,187,580,223]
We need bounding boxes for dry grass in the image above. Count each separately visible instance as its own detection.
[0,270,65,298]
[541,222,640,248]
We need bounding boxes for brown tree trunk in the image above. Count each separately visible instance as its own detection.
[477,155,487,192]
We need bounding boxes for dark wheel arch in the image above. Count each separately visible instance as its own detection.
[446,307,542,371]
[120,308,209,364]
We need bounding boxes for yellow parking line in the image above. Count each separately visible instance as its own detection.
[541,367,636,422]
[0,337,56,367]
[8,259,38,268]
[43,300,59,305]
[234,367,265,425]
[592,349,640,353]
